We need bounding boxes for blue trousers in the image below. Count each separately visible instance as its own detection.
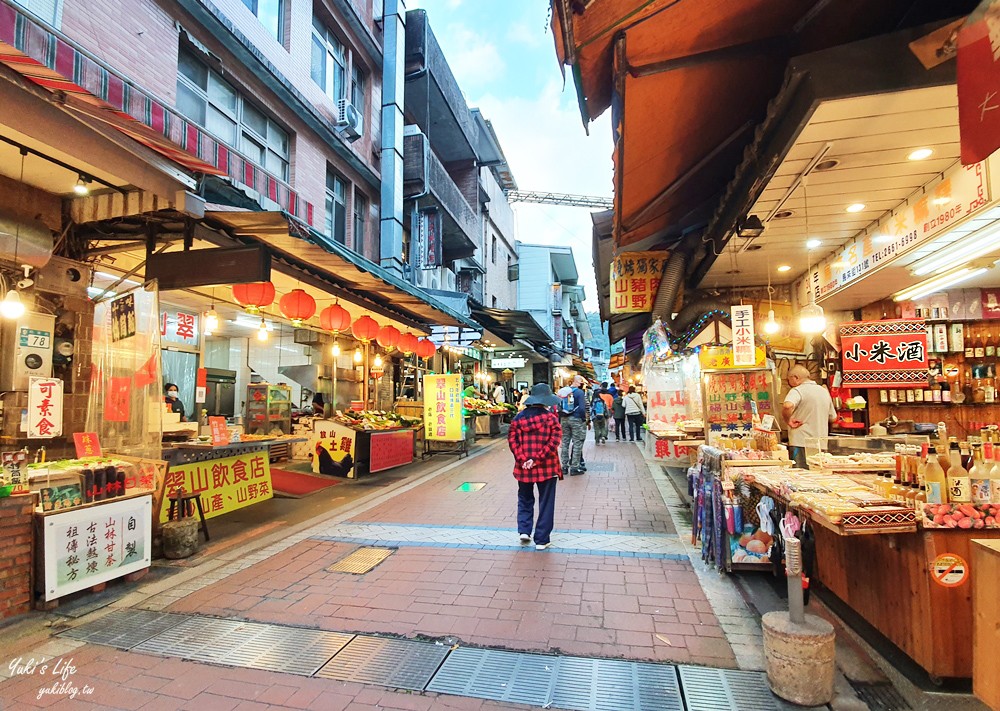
[789,446,808,469]
[517,477,557,545]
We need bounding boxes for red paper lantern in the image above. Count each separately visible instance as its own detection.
[279,288,316,326]
[232,282,275,314]
[352,315,380,342]
[416,338,437,360]
[399,332,419,355]
[320,303,352,333]
[376,325,401,351]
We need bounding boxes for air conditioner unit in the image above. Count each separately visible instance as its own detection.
[336,99,363,142]
[442,270,456,292]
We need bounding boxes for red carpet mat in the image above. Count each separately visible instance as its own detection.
[270,468,342,497]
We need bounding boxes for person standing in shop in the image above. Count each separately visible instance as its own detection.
[558,375,589,475]
[164,383,187,422]
[782,364,837,469]
[612,389,627,441]
[623,385,646,442]
[493,382,506,404]
[508,383,563,550]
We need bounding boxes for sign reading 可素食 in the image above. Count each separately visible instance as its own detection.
[44,495,152,601]
[27,376,63,439]
[839,320,929,387]
[610,251,668,314]
[424,374,463,441]
[159,451,272,523]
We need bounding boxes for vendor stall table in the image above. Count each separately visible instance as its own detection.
[474,413,502,437]
[311,419,418,478]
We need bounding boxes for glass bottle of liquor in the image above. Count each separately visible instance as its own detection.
[971,444,991,504]
[975,327,986,359]
[964,368,975,403]
[948,441,972,504]
[892,446,909,503]
[924,445,948,504]
[966,329,976,358]
[987,328,996,358]
[989,439,1000,505]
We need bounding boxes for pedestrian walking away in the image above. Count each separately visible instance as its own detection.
[623,385,645,442]
[591,382,612,444]
[507,383,563,550]
[612,389,626,441]
[558,375,588,474]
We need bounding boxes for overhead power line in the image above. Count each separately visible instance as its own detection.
[506,190,613,209]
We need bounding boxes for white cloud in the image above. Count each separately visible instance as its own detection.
[506,20,545,48]
[438,24,506,90]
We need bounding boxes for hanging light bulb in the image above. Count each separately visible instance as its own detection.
[353,347,363,364]
[764,309,780,335]
[73,175,90,196]
[0,289,25,320]
[331,340,341,357]
[373,353,383,368]
[799,302,826,334]
[204,308,219,334]
[256,318,269,341]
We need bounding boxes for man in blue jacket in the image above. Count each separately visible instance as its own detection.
[558,375,588,475]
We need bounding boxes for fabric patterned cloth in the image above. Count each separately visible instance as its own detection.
[508,407,563,483]
[560,417,587,469]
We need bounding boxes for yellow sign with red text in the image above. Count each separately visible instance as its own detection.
[699,345,766,370]
[159,451,272,523]
[610,251,668,314]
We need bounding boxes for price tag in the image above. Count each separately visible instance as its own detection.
[209,417,230,446]
[721,478,735,492]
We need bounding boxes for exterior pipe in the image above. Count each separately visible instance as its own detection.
[651,250,685,327]
[379,0,407,277]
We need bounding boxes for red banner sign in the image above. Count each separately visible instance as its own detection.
[369,429,415,473]
[209,417,230,446]
[958,0,1000,165]
[73,432,102,459]
[840,320,928,387]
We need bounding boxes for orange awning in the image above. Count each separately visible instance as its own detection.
[552,0,929,250]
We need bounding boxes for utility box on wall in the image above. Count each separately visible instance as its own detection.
[0,311,56,391]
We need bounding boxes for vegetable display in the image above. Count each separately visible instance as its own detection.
[334,410,421,431]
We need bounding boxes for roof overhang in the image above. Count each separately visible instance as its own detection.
[550,249,579,284]
[469,306,555,350]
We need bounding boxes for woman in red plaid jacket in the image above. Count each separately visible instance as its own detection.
[507,384,563,550]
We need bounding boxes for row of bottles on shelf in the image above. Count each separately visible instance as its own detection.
[878,359,998,405]
[884,424,1000,509]
[927,321,999,358]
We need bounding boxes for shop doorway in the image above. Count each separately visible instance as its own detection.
[162,350,197,420]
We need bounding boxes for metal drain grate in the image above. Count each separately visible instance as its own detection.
[584,462,616,472]
[315,635,449,690]
[849,681,911,711]
[327,546,395,574]
[456,482,486,491]
[134,616,354,675]
[426,648,681,711]
[678,666,811,711]
[59,609,188,650]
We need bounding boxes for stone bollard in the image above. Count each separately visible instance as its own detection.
[161,518,199,559]
[762,610,836,707]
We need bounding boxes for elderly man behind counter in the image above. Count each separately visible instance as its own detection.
[781,364,836,469]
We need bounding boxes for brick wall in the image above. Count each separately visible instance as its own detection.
[0,495,33,620]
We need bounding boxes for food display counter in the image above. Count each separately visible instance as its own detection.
[464,398,514,438]
[311,411,420,478]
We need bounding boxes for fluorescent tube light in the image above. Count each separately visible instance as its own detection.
[893,267,988,302]
[911,221,1000,276]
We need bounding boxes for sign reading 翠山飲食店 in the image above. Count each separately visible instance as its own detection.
[159,451,272,523]
[610,251,668,314]
[805,160,990,302]
[424,374,463,441]
[730,305,755,367]
[839,320,929,387]
[159,309,200,349]
[27,377,63,439]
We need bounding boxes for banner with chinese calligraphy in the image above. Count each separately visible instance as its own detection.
[703,370,776,434]
[610,251,668,314]
[730,305,755,366]
[159,451,272,523]
[160,309,200,349]
[43,495,152,601]
[27,376,63,438]
[958,0,1000,165]
[311,420,357,477]
[424,374,464,441]
[839,320,929,387]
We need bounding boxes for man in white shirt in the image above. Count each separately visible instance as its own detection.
[781,365,836,469]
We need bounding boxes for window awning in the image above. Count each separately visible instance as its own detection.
[469,306,554,351]
[571,355,597,382]
[205,208,479,330]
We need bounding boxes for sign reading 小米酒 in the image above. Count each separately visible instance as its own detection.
[27,376,63,439]
[839,320,929,387]
[730,305,755,366]
[610,251,668,314]
[424,374,463,441]
[159,451,272,523]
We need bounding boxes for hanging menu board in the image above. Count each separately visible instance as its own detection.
[703,370,775,433]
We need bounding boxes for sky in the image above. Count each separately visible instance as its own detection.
[408,0,612,312]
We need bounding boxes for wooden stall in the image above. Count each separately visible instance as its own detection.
[972,539,1000,709]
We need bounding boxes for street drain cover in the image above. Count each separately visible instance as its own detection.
[315,635,449,690]
[584,462,615,472]
[456,482,486,491]
[327,546,395,574]
[678,666,815,711]
[59,609,187,650]
[848,681,911,710]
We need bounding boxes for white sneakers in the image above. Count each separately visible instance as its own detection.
[519,534,531,544]
[535,542,551,550]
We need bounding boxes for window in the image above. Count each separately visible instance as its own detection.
[326,169,348,245]
[177,49,289,180]
[241,0,284,42]
[351,63,366,114]
[12,0,61,26]
[491,235,497,264]
[353,192,368,252]
[492,296,497,308]
[312,19,347,104]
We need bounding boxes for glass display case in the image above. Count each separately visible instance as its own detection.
[245,383,292,435]
[701,365,778,446]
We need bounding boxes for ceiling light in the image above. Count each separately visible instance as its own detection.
[737,215,765,239]
[893,267,989,302]
[73,176,90,196]
[908,148,933,161]
[773,210,794,219]
[354,347,363,364]
[373,353,383,368]
[911,221,1000,276]
[799,302,826,334]
[932,197,950,206]
[204,309,219,334]
[331,340,341,357]
[806,239,821,249]
[814,159,840,171]
[777,265,791,273]
[256,318,268,341]
[846,203,866,213]
[0,290,25,319]
[763,309,780,335]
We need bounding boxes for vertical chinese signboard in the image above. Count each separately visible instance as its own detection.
[610,251,668,314]
[730,305,755,366]
[44,495,152,601]
[703,371,775,434]
[160,309,200,348]
[159,451,272,523]
[312,420,358,477]
[424,374,463,441]
[839,320,928,387]
[421,209,442,270]
[27,376,63,438]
